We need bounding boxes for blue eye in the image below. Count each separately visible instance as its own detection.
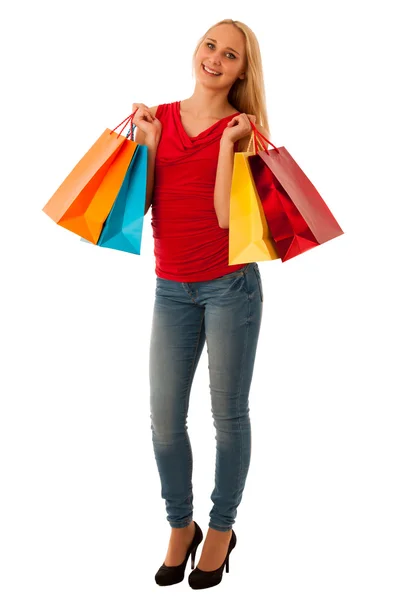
[206,42,236,59]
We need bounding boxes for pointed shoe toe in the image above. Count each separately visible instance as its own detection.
[155,521,203,586]
[188,529,237,590]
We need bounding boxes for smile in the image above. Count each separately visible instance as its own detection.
[202,64,221,76]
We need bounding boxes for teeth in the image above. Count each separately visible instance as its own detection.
[203,64,220,75]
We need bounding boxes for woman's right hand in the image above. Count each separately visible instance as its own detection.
[131,103,162,142]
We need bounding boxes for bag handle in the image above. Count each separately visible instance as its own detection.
[110,109,138,140]
[246,129,265,153]
[248,121,280,155]
[125,107,140,140]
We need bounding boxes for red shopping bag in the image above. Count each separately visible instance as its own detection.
[247,123,344,261]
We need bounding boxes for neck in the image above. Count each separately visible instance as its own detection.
[182,86,233,118]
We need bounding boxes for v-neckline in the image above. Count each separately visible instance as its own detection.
[177,101,240,141]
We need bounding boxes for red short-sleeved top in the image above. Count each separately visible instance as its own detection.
[150,100,248,282]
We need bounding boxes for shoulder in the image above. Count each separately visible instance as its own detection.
[148,105,159,117]
[149,101,178,116]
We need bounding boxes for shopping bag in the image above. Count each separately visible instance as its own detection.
[95,142,148,254]
[247,123,344,262]
[42,114,137,243]
[228,131,280,265]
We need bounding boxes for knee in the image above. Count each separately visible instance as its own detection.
[150,414,188,442]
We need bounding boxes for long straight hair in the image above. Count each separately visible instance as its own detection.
[191,19,271,152]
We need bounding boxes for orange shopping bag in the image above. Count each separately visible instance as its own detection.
[42,114,138,243]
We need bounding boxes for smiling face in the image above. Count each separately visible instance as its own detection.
[195,24,247,88]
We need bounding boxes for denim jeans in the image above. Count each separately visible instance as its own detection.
[149,262,263,532]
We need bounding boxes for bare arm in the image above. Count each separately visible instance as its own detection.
[214,137,235,229]
[214,125,269,229]
[143,142,158,216]
[134,106,160,215]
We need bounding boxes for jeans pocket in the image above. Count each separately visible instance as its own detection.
[253,264,263,302]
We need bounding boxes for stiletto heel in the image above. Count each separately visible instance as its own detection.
[155,521,203,586]
[188,529,237,589]
[191,546,197,569]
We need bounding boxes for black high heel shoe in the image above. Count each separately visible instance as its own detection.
[188,529,237,589]
[155,521,203,586]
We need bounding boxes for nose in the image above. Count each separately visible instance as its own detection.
[206,59,221,70]
[205,53,222,66]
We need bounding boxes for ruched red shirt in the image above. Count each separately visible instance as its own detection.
[150,100,247,282]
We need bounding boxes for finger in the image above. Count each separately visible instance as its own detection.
[143,109,154,121]
[132,104,150,115]
[136,109,153,121]
[228,115,241,125]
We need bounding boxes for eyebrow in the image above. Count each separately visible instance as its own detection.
[206,37,240,56]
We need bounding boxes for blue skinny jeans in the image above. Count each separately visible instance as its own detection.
[149,262,263,532]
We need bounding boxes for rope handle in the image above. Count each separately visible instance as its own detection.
[248,121,280,155]
[246,129,265,153]
[109,108,139,140]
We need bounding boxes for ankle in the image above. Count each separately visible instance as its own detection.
[171,521,195,534]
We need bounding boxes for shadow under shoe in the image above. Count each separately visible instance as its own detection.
[188,529,237,590]
[155,521,203,586]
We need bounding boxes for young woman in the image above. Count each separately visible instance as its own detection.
[131,18,271,590]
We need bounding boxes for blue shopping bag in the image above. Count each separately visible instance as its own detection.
[94,141,148,254]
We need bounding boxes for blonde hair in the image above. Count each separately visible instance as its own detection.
[191,19,271,152]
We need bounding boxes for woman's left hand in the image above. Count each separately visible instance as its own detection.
[221,113,257,144]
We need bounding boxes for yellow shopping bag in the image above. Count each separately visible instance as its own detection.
[228,129,280,265]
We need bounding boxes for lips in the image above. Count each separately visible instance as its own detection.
[202,63,221,75]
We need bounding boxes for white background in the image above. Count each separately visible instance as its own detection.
[1,0,399,598]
